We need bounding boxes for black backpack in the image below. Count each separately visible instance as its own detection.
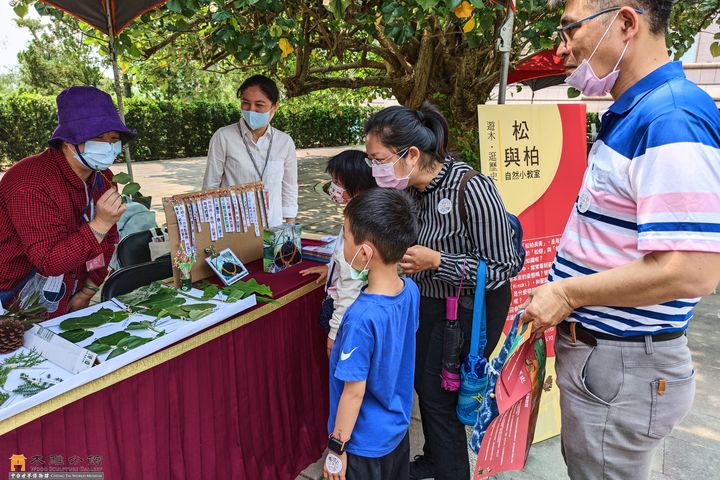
[457,170,526,277]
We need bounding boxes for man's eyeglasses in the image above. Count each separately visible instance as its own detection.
[556,6,644,46]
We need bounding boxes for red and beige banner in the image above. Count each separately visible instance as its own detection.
[477,103,587,450]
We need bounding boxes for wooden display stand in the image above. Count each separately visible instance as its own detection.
[163,182,268,287]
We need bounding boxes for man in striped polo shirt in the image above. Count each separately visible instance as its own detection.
[523,1,720,478]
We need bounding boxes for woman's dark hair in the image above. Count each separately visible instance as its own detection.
[236,74,280,104]
[326,150,376,197]
[364,101,449,170]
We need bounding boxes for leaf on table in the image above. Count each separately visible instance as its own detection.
[94,331,131,346]
[106,346,127,360]
[85,342,112,354]
[224,289,246,302]
[200,285,220,300]
[116,281,164,306]
[150,296,186,309]
[109,310,130,323]
[221,278,274,303]
[182,303,216,311]
[188,307,215,321]
[58,328,93,343]
[256,296,280,305]
[59,308,117,330]
[116,335,153,350]
[126,321,154,330]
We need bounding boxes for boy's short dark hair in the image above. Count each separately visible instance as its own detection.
[344,189,418,264]
[326,150,376,197]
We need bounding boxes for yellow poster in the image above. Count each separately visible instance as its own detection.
[477,104,588,443]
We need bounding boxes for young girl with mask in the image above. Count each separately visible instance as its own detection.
[300,150,376,356]
[202,74,298,227]
[364,102,521,480]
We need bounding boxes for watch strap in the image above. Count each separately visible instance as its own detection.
[328,434,347,454]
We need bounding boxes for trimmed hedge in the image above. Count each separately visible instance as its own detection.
[0,93,604,167]
[0,93,375,164]
[0,94,57,165]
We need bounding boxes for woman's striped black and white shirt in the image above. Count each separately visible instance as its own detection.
[408,157,520,299]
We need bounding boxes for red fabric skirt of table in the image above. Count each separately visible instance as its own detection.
[0,260,330,479]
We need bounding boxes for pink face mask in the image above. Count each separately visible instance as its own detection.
[369,148,415,190]
[565,11,630,97]
[328,181,347,205]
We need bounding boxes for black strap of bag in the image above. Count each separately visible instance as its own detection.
[457,169,479,229]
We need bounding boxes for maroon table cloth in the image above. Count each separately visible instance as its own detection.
[0,260,329,479]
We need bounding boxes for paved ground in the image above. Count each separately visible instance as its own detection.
[78,151,720,479]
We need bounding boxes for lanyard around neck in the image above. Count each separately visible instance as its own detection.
[82,172,102,222]
[238,121,274,182]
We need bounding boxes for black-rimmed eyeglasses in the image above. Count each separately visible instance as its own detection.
[556,6,644,46]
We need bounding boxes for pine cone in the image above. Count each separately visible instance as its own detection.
[0,318,25,354]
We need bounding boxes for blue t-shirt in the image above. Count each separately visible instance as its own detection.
[328,277,420,457]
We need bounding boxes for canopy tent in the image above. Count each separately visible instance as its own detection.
[507,49,565,87]
[38,0,170,180]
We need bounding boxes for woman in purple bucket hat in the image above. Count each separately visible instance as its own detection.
[0,86,137,318]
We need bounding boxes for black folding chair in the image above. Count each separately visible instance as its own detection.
[116,228,168,268]
[101,257,173,301]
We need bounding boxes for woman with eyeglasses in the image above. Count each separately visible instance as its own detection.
[363,102,521,480]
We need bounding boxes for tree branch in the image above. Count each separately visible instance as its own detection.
[285,74,406,97]
[308,60,386,74]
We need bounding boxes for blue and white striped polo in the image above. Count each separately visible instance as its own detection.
[549,61,720,336]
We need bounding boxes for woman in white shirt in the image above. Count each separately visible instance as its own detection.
[202,74,298,227]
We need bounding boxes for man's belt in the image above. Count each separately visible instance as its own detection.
[557,321,685,346]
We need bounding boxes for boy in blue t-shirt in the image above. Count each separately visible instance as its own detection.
[324,188,420,480]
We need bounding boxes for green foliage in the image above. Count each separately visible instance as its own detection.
[567,87,581,99]
[58,308,128,331]
[8,0,714,135]
[57,328,94,343]
[668,1,720,60]
[14,17,112,96]
[0,93,371,164]
[586,112,600,139]
[196,278,275,303]
[0,93,56,165]
[13,372,63,397]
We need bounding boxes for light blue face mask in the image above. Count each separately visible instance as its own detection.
[242,109,272,130]
[346,245,372,282]
[74,140,122,171]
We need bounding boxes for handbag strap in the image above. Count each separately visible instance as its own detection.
[469,261,488,357]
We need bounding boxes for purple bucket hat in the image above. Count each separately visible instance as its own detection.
[48,86,137,148]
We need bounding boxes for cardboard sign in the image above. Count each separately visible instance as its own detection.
[163,182,265,288]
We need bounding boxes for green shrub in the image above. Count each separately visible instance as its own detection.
[0,92,601,167]
[0,93,57,166]
[0,93,373,165]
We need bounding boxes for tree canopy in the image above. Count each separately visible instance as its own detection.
[11,0,720,127]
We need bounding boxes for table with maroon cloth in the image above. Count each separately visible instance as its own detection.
[0,260,330,479]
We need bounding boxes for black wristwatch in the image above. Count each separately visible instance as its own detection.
[328,434,347,455]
